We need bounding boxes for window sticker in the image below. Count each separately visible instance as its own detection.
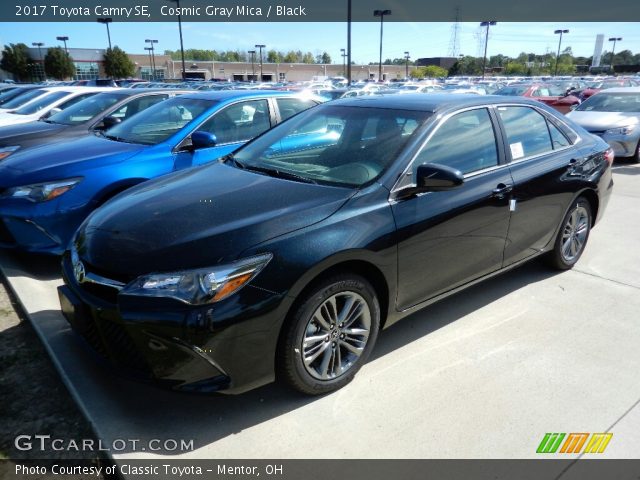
[510,142,524,159]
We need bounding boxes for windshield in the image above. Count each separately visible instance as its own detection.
[495,86,529,96]
[0,88,47,109]
[104,97,213,145]
[576,92,640,113]
[232,105,431,188]
[13,91,71,115]
[47,92,125,125]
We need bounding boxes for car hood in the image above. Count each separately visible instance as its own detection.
[0,120,66,146]
[77,162,356,276]
[0,134,146,185]
[566,111,640,131]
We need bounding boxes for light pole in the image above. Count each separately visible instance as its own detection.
[167,0,186,80]
[96,18,112,50]
[255,44,265,81]
[404,51,410,79]
[32,42,46,81]
[247,50,256,81]
[608,37,622,73]
[347,0,352,84]
[480,21,496,80]
[56,36,69,55]
[145,39,158,81]
[373,9,391,82]
[553,29,569,76]
[340,48,346,76]
[144,47,154,81]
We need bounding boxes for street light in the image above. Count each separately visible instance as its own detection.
[340,48,346,76]
[480,21,496,80]
[56,36,69,55]
[373,9,391,82]
[608,37,622,73]
[554,29,569,77]
[167,0,186,80]
[145,39,158,81]
[404,51,410,79]
[255,44,266,81]
[32,42,46,81]
[248,50,256,82]
[96,18,112,50]
[144,47,154,81]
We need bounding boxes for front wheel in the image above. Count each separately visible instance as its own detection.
[278,274,380,395]
[632,139,640,164]
[545,196,592,270]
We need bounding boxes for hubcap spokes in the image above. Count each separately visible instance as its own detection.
[302,292,371,380]
[561,205,589,262]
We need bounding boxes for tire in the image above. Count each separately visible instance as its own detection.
[278,274,380,395]
[632,140,640,164]
[545,196,592,270]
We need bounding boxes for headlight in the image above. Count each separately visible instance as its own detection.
[120,253,273,305]
[3,178,82,202]
[605,125,636,136]
[0,146,20,160]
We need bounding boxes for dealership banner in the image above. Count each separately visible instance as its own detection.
[0,0,638,22]
[2,459,640,480]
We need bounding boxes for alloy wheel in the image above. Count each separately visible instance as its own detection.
[561,205,589,262]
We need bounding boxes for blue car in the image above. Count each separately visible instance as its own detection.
[0,91,322,254]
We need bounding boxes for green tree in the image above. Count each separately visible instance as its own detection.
[283,51,298,63]
[320,52,331,64]
[267,49,282,63]
[419,65,448,78]
[103,46,135,79]
[44,46,75,80]
[302,52,315,64]
[0,43,33,81]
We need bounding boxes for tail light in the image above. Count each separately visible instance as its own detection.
[604,148,614,166]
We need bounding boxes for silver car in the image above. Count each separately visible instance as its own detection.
[566,87,640,163]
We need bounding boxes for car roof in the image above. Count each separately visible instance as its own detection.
[97,88,194,96]
[592,87,640,94]
[332,93,542,112]
[38,86,115,93]
[179,90,310,101]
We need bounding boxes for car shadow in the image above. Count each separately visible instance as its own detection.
[5,251,61,281]
[21,260,559,456]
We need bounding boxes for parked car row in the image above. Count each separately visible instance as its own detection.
[0,82,615,396]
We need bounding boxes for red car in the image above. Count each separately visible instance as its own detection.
[578,79,638,101]
[495,83,580,113]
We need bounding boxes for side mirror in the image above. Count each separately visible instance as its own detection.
[191,131,217,150]
[42,108,61,119]
[98,116,122,130]
[416,163,464,191]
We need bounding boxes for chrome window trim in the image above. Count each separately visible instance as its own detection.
[390,102,582,194]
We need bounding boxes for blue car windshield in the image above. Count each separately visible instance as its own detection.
[104,97,214,145]
[232,105,431,188]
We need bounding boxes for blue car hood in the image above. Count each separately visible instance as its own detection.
[0,134,146,185]
[77,162,355,276]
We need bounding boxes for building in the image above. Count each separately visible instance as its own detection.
[7,46,414,82]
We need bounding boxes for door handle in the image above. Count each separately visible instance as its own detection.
[492,183,513,199]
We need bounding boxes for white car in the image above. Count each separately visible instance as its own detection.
[0,86,114,127]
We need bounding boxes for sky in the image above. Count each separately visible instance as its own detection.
[0,22,638,64]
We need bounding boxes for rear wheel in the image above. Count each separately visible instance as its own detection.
[278,274,380,395]
[545,197,592,270]
[632,140,640,164]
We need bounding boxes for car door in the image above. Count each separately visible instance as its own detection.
[495,105,580,266]
[173,98,272,169]
[391,107,514,310]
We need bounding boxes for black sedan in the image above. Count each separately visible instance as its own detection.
[0,88,190,159]
[58,94,613,395]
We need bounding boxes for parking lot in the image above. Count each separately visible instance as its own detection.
[0,161,637,465]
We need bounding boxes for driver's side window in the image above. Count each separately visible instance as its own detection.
[413,108,499,177]
[198,99,270,145]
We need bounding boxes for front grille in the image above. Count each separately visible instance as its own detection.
[0,219,15,244]
[588,130,606,136]
[97,317,152,374]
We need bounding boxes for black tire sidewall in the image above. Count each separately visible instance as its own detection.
[281,274,380,395]
[551,197,592,269]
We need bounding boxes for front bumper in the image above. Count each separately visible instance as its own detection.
[0,199,89,255]
[59,253,290,394]
[588,131,640,158]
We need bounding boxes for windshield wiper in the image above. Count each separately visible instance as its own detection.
[243,165,317,184]
[104,134,129,143]
[222,153,245,169]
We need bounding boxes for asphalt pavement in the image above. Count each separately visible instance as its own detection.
[1,162,639,464]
